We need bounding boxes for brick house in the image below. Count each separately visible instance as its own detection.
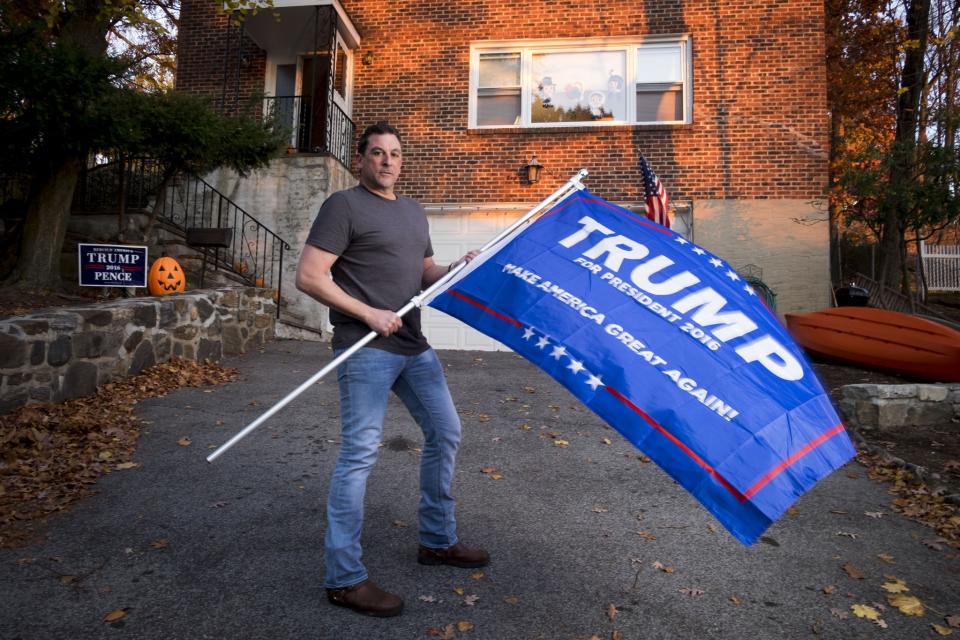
[176,0,831,349]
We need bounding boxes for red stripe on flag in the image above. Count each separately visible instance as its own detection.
[447,290,523,328]
[743,424,847,499]
[605,386,747,503]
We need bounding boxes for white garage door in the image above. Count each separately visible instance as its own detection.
[422,211,521,351]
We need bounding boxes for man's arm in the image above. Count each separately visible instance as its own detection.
[295,245,402,336]
[421,250,481,288]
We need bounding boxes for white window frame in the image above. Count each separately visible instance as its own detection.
[468,35,692,129]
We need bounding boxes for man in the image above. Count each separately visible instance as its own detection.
[295,122,488,618]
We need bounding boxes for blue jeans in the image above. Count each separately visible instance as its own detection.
[324,347,461,588]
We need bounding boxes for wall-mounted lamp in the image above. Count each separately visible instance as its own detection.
[522,154,543,184]
[362,51,375,66]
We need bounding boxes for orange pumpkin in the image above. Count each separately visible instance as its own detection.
[148,256,186,295]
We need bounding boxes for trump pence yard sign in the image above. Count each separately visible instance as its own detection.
[78,243,148,288]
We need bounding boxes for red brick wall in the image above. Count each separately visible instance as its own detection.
[177,0,828,203]
[176,0,267,112]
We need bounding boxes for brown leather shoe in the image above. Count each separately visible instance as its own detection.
[326,579,404,617]
[417,542,490,568]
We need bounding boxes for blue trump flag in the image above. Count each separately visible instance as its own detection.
[427,188,855,545]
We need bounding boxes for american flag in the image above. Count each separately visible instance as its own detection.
[640,155,670,228]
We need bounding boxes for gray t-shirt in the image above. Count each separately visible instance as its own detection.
[306,185,434,355]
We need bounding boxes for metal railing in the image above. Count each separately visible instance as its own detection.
[263,95,354,168]
[155,172,290,314]
[72,157,290,317]
[73,157,166,212]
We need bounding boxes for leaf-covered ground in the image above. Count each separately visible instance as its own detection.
[0,358,236,547]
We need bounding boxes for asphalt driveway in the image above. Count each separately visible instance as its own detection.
[1,340,957,639]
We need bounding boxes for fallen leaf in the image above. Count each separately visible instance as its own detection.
[150,539,169,550]
[729,595,742,605]
[638,454,652,463]
[875,619,888,629]
[470,571,484,581]
[932,624,954,636]
[888,594,925,616]
[822,585,837,594]
[851,604,881,620]
[592,506,609,513]
[830,607,849,620]
[418,595,437,603]
[503,596,519,605]
[636,530,657,541]
[478,414,490,422]
[877,553,895,564]
[612,631,623,640]
[787,507,799,516]
[601,437,612,445]
[457,620,474,632]
[177,437,191,447]
[923,538,948,551]
[864,511,885,518]
[554,439,569,448]
[209,501,227,508]
[842,563,866,579]
[392,520,408,528]
[115,462,140,470]
[947,615,960,628]
[60,575,79,585]
[881,580,909,594]
[678,587,705,596]
[102,608,128,623]
[652,561,675,574]
[830,509,849,515]
[607,603,618,621]
[836,531,858,539]
[453,587,464,596]
[464,594,479,606]
[707,523,717,534]
[490,474,503,481]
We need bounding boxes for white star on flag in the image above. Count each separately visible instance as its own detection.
[692,247,706,255]
[744,284,756,296]
[585,374,605,390]
[709,258,723,268]
[550,345,567,360]
[522,327,535,340]
[536,336,551,349]
[725,270,740,282]
[567,359,585,374]
[673,237,688,245]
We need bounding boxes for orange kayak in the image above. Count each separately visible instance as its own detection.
[784,307,960,382]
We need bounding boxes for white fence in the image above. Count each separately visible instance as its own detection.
[921,241,960,291]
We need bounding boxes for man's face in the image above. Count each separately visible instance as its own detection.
[358,133,402,195]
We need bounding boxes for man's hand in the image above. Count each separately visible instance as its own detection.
[452,249,481,269]
[363,308,403,336]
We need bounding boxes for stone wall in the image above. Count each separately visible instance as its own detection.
[0,288,276,414]
[838,384,960,432]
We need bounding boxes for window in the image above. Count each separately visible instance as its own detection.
[470,36,691,128]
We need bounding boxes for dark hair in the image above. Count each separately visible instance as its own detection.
[358,121,402,155]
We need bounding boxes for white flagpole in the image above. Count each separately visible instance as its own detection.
[207,169,588,463]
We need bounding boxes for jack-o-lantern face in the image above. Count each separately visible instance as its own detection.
[148,256,186,295]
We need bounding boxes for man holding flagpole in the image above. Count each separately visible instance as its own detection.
[295,122,487,618]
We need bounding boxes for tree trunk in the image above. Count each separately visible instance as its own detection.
[8,1,109,288]
[11,156,85,289]
[880,0,931,291]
